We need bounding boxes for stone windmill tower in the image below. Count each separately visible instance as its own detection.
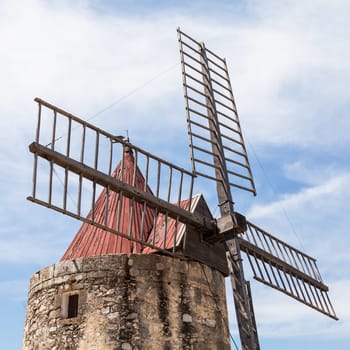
[23,28,337,350]
[23,146,230,349]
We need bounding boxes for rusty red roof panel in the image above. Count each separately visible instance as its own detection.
[61,150,155,260]
[142,196,198,254]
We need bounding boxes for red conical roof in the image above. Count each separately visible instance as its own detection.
[61,150,155,260]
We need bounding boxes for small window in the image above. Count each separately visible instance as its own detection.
[67,294,79,318]
[62,292,79,319]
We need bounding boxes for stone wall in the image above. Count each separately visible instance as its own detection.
[23,254,230,350]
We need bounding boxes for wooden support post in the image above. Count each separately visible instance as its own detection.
[225,236,260,350]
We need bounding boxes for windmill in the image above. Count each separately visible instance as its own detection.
[27,28,337,350]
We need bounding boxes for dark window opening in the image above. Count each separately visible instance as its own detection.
[67,294,79,318]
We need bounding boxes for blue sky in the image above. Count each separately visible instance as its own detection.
[1,0,349,349]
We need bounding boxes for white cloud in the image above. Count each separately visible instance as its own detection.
[248,173,349,221]
[1,0,349,152]
[282,161,348,186]
[217,0,350,149]
[256,278,349,338]
[247,172,348,234]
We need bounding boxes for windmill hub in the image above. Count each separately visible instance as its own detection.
[216,212,247,236]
